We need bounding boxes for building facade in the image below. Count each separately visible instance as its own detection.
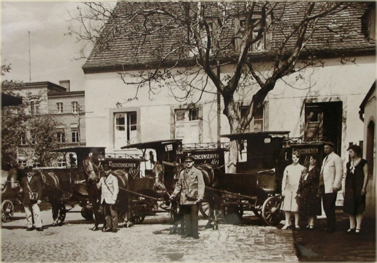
[359,82,376,218]
[9,81,85,167]
[82,2,375,162]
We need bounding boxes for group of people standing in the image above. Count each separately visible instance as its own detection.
[281,141,370,234]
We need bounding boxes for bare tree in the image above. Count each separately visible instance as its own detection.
[69,2,367,172]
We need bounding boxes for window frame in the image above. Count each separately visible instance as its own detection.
[57,102,63,114]
[71,130,79,143]
[72,101,79,114]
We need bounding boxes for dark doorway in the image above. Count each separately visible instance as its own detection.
[367,121,375,176]
[305,101,343,156]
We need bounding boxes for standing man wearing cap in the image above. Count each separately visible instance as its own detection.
[170,156,205,239]
[20,166,43,231]
[97,162,119,233]
[319,141,343,233]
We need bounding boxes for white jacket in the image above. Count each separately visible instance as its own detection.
[321,152,343,193]
[98,173,119,204]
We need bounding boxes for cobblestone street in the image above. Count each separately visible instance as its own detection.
[2,206,298,262]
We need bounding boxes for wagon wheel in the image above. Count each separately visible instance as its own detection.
[1,200,14,222]
[81,206,93,221]
[261,195,284,226]
[131,215,145,224]
[199,201,210,219]
[53,203,66,225]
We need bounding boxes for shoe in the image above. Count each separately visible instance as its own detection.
[181,234,188,238]
[309,225,314,230]
[355,229,360,234]
[36,228,43,231]
[281,225,291,230]
[346,228,355,234]
[102,227,112,232]
[192,235,199,239]
[306,225,310,229]
[112,229,119,233]
[295,225,300,230]
[26,227,34,231]
[92,226,99,231]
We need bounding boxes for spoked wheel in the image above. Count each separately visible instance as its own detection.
[131,215,145,224]
[81,206,94,221]
[262,195,284,226]
[1,200,14,222]
[199,201,210,219]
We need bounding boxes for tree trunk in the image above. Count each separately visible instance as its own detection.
[223,98,244,174]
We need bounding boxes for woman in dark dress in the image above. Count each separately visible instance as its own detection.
[343,145,369,234]
[297,154,322,229]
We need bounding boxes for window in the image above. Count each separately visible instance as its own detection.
[57,157,66,167]
[57,103,63,113]
[57,131,66,143]
[174,107,201,143]
[30,101,39,116]
[240,105,264,132]
[20,134,26,145]
[30,132,37,145]
[235,14,269,52]
[362,4,376,43]
[114,112,138,148]
[71,130,79,143]
[18,159,27,167]
[72,101,79,113]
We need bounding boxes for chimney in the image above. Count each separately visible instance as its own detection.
[59,80,70,92]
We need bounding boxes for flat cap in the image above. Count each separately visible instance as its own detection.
[184,156,195,162]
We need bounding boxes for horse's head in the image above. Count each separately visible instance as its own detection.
[7,167,20,189]
[153,162,164,185]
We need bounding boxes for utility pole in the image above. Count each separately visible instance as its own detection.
[28,31,31,82]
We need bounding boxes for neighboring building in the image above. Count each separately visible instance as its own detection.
[82,2,375,169]
[359,82,376,219]
[7,81,85,167]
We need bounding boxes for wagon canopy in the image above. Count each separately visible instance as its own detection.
[50,146,106,155]
[221,131,290,140]
[121,139,182,163]
[121,139,182,150]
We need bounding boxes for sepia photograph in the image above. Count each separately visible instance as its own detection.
[1,1,376,262]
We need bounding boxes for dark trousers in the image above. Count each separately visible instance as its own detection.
[182,204,199,237]
[322,192,337,230]
[103,203,118,231]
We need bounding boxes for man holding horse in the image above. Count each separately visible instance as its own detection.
[97,162,119,233]
[20,166,43,231]
[170,156,205,239]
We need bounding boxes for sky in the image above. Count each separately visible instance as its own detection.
[1,1,96,91]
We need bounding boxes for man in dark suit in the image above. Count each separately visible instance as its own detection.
[20,166,43,231]
[170,156,205,239]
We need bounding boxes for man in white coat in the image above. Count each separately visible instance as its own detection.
[319,141,343,233]
[97,162,119,233]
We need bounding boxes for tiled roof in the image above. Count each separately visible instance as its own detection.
[83,2,375,72]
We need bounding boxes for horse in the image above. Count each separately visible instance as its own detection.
[3,166,65,225]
